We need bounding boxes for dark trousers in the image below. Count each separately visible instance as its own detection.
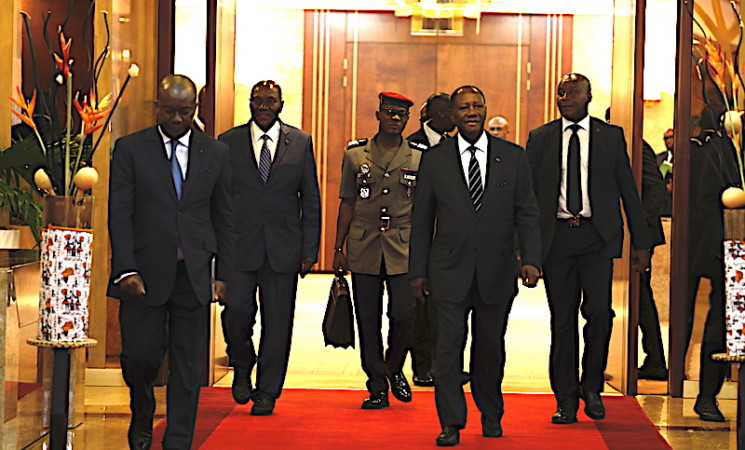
[351,270,415,394]
[542,220,613,408]
[119,262,208,450]
[686,257,729,398]
[222,264,298,399]
[639,248,667,369]
[409,299,436,378]
[434,273,513,429]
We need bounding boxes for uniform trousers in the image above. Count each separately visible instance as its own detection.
[352,266,415,394]
[542,219,613,408]
[222,263,298,400]
[119,261,207,450]
[434,272,514,429]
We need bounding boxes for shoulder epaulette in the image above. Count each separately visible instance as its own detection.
[346,138,368,150]
[408,140,428,151]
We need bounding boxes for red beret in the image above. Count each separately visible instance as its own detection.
[379,92,414,108]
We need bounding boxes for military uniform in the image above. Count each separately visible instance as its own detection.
[340,136,423,395]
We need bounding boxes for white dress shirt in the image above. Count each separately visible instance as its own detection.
[458,131,488,189]
[558,115,592,218]
[159,127,190,178]
[423,120,446,147]
[250,120,280,164]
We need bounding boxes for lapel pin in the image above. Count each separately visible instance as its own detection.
[285,139,290,145]
[495,157,501,162]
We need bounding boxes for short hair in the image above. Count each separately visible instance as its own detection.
[450,85,486,105]
[251,80,283,100]
[158,74,197,100]
[425,92,450,110]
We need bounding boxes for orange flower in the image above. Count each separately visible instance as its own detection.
[54,30,72,77]
[7,86,37,130]
[73,94,112,135]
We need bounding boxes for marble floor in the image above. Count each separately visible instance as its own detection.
[7,273,738,449]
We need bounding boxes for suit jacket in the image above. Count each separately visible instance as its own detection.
[409,134,541,304]
[689,129,740,270]
[641,140,667,248]
[107,126,234,306]
[219,120,321,274]
[526,117,651,261]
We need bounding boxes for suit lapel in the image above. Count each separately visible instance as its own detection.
[272,121,291,170]
[450,139,473,208]
[180,130,208,203]
[481,137,502,209]
[145,126,180,201]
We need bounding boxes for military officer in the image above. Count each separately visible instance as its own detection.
[333,92,422,409]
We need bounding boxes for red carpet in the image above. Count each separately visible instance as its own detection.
[153,387,670,449]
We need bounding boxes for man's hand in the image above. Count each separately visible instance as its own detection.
[520,264,540,288]
[120,274,146,297]
[410,277,430,303]
[213,280,226,302]
[332,250,348,275]
[300,258,315,278]
[631,249,651,273]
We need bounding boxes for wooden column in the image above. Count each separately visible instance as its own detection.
[668,0,693,398]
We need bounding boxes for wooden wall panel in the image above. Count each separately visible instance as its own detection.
[308,11,573,270]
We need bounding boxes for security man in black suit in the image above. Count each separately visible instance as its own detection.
[526,73,650,425]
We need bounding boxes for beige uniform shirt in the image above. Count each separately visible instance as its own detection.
[339,137,423,275]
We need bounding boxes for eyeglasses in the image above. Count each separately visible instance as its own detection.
[663,135,674,140]
[380,108,410,118]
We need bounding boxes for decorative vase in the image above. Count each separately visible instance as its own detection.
[37,196,94,342]
[722,187,745,209]
[0,229,21,249]
[723,209,745,355]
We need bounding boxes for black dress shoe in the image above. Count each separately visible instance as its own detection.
[637,365,668,381]
[389,372,412,402]
[361,391,389,409]
[482,418,503,437]
[231,367,252,405]
[413,373,435,387]
[250,397,276,416]
[127,414,153,450]
[694,396,726,422]
[436,426,460,446]
[579,387,605,420]
[551,406,577,424]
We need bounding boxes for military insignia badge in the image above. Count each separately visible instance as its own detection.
[360,163,370,174]
[359,186,370,199]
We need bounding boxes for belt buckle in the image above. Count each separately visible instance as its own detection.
[380,216,391,231]
[567,217,581,227]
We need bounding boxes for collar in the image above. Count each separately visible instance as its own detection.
[250,120,281,142]
[158,126,191,148]
[457,130,488,154]
[561,115,590,132]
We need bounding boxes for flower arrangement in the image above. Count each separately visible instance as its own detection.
[1,8,137,233]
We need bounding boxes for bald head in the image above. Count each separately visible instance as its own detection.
[486,115,509,140]
[157,74,198,139]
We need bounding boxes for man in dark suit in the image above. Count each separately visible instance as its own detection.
[405,92,455,387]
[408,92,455,149]
[219,80,321,416]
[657,128,674,216]
[526,73,651,425]
[410,85,541,446]
[108,74,233,450]
[685,121,736,422]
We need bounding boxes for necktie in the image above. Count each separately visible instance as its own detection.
[259,134,272,183]
[170,139,183,199]
[567,124,582,216]
[467,145,483,211]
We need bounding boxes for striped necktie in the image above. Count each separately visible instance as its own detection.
[467,145,483,211]
[259,134,272,183]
